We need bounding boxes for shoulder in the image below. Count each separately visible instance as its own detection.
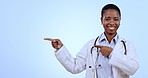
[119,37,135,47]
[88,39,95,43]
[82,38,98,48]
[85,39,95,46]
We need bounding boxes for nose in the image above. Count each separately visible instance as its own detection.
[109,19,115,25]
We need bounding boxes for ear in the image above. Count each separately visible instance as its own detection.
[101,17,103,25]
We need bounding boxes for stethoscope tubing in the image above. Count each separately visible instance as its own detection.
[90,36,127,78]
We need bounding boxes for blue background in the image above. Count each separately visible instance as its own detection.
[0,0,147,78]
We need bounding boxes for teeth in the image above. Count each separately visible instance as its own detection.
[108,27,115,30]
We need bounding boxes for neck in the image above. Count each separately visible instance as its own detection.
[104,32,117,43]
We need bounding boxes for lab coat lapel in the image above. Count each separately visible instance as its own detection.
[112,38,125,56]
[92,48,98,65]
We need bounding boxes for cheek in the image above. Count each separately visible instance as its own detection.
[101,20,108,26]
[117,20,120,24]
[116,22,120,27]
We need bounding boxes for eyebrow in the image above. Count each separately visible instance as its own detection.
[104,16,120,18]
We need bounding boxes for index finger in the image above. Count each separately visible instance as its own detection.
[44,38,54,41]
[94,45,102,48]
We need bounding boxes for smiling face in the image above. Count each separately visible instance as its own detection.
[101,9,121,36]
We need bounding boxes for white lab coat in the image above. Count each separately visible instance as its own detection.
[55,36,139,78]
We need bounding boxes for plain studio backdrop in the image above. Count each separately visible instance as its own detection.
[0,0,147,78]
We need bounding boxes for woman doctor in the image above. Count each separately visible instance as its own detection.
[44,4,139,78]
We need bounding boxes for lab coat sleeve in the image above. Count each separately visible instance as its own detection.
[109,41,140,75]
[55,43,89,74]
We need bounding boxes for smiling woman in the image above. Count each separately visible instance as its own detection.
[44,4,139,78]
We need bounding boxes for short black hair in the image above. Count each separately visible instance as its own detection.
[101,4,121,19]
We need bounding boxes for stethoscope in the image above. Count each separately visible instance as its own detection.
[91,36,127,55]
[90,36,127,78]
[90,36,101,78]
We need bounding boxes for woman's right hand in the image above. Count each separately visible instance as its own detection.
[44,38,63,49]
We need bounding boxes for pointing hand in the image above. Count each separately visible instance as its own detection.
[94,45,113,57]
[44,38,63,49]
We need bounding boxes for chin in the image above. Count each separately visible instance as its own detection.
[107,32,116,35]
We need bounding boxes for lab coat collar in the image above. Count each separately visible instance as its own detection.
[99,33,119,44]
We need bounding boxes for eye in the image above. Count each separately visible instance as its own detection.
[104,17,110,21]
[114,17,120,21]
